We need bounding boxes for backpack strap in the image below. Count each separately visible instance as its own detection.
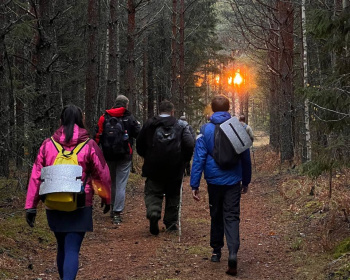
[50,137,90,156]
[50,137,61,153]
[75,138,90,154]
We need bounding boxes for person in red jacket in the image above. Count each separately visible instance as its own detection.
[95,95,140,225]
[25,105,111,280]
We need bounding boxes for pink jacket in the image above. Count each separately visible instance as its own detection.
[25,125,111,209]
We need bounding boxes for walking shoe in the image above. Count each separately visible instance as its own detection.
[113,214,122,225]
[226,253,237,276]
[210,253,221,262]
[149,217,159,235]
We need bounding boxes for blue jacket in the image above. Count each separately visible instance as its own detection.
[190,111,252,189]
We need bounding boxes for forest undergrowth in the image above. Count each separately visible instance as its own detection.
[0,133,350,279]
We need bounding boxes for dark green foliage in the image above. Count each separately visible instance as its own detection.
[334,238,350,259]
[299,3,350,178]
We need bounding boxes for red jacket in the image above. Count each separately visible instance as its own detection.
[94,107,126,144]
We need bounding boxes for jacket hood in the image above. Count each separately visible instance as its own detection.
[52,124,90,147]
[106,107,126,117]
[210,111,231,124]
[150,115,177,127]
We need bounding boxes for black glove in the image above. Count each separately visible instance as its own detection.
[100,199,110,214]
[26,209,37,227]
[241,184,249,194]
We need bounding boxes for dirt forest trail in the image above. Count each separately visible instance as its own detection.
[76,169,297,280]
[16,132,313,280]
[7,131,341,280]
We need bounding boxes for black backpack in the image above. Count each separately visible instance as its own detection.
[211,124,241,169]
[150,122,184,165]
[100,113,130,160]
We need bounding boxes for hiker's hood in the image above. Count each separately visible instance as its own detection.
[150,115,177,127]
[210,111,231,125]
[52,125,90,147]
[105,106,127,117]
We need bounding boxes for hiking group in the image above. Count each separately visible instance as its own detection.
[25,94,252,279]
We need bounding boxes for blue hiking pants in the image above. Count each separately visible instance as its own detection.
[54,232,85,280]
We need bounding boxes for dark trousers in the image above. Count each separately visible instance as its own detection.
[144,178,182,227]
[184,161,191,176]
[54,232,85,280]
[208,183,241,255]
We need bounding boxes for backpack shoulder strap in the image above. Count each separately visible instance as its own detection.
[75,138,90,155]
[50,137,62,152]
[51,137,90,155]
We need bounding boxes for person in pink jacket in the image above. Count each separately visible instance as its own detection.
[25,105,111,280]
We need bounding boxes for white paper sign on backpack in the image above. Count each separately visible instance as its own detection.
[39,165,83,195]
[219,117,252,154]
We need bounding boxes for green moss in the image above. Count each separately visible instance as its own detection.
[185,217,210,225]
[291,238,303,251]
[334,238,350,259]
[186,245,210,256]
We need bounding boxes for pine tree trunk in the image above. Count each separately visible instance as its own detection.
[268,16,280,151]
[147,58,154,119]
[126,0,136,112]
[178,0,185,115]
[14,4,25,169]
[85,0,99,134]
[244,92,249,124]
[0,2,9,177]
[30,0,57,159]
[142,37,148,123]
[278,0,294,161]
[106,0,118,107]
[171,0,178,104]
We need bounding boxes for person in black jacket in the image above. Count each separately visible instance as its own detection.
[136,100,194,235]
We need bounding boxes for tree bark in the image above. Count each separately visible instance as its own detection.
[278,0,294,161]
[147,57,154,119]
[302,0,311,162]
[0,2,9,177]
[178,0,185,116]
[126,0,136,112]
[171,0,178,105]
[106,0,118,108]
[30,0,57,159]
[267,16,280,150]
[142,37,148,123]
[85,0,99,134]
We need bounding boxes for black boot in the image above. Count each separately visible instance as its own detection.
[210,248,221,262]
[226,253,237,276]
[149,217,159,235]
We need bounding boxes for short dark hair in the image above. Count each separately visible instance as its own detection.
[115,95,129,107]
[211,95,230,112]
[239,114,246,122]
[159,100,174,114]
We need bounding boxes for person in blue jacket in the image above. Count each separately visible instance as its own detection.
[190,95,252,276]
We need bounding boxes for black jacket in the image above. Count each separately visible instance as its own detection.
[136,115,194,182]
